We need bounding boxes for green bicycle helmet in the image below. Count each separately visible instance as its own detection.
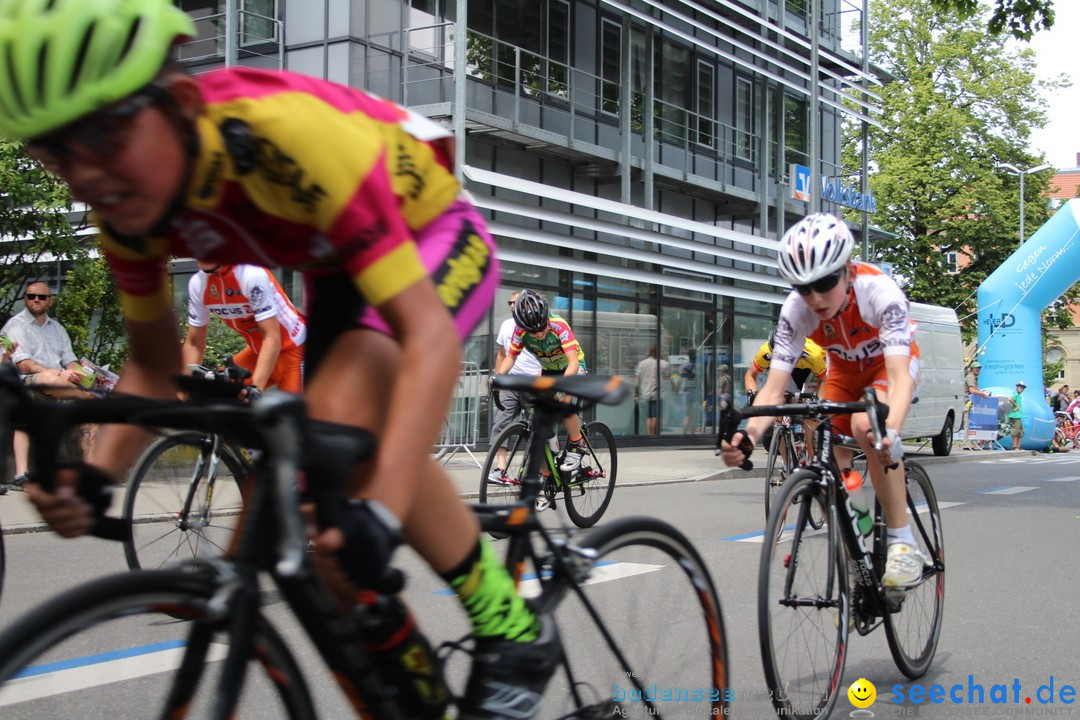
[0,0,196,140]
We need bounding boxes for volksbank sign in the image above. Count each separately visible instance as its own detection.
[790,164,877,214]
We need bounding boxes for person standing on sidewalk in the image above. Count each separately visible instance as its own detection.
[487,290,541,484]
[1009,381,1026,451]
[635,345,670,435]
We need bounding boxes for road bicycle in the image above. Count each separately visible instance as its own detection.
[480,392,617,529]
[1053,411,1080,450]
[718,388,944,720]
[0,366,728,719]
[761,390,816,521]
[121,359,254,570]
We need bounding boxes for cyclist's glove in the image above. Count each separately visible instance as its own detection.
[334,498,406,594]
[746,390,757,405]
[244,385,263,402]
[885,428,904,464]
[55,461,115,520]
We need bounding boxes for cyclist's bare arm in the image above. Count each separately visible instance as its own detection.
[744,367,761,394]
[181,323,208,370]
[250,315,282,391]
[497,353,517,375]
[561,347,580,376]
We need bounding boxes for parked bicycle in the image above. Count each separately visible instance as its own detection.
[0,367,728,719]
[122,358,254,570]
[718,388,944,720]
[1053,411,1080,450]
[480,391,617,529]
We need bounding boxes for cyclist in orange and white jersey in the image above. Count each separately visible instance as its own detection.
[183,262,306,394]
[720,213,925,589]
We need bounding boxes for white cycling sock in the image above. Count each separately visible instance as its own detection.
[886,525,917,547]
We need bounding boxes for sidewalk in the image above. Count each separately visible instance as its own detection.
[0,443,1017,535]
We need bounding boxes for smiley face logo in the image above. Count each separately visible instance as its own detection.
[848,678,876,708]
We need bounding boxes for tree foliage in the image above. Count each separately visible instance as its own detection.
[929,0,1054,40]
[54,257,129,370]
[846,0,1075,341]
[0,142,82,320]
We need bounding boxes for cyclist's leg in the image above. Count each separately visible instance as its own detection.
[846,366,924,587]
[265,345,305,393]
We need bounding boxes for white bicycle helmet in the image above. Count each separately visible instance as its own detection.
[776,213,855,285]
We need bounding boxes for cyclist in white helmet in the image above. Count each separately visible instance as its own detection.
[720,212,925,589]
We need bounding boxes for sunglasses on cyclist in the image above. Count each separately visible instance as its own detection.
[792,269,845,296]
[25,83,168,173]
[25,293,51,301]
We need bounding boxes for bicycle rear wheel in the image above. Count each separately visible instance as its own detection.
[880,460,945,679]
[562,421,617,528]
[123,433,249,570]
[759,469,848,720]
[479,423,531,539]
[0,570,315,719]
[541,516,728,718]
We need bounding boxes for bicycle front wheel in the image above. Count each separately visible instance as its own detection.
[123,433,248,570]
[0,570,315,719]
[479,423,531,539]
[562,421,617,528]
[881,460,945,679]
[542,516,728,718]
[759,469,848,720]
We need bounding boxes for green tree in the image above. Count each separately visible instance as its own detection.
[0,142,82,319]
[929,0,1054,40]
[54,257,129,370]
[846,0,1074,340]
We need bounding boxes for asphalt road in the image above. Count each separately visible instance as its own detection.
[0,452,1078,718]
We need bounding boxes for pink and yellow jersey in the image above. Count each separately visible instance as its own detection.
[186,264,306,355]
[99,67,463,323]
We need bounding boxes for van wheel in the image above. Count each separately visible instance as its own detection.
[931,414,954,456]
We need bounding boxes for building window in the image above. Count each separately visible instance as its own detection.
[601,18,621,115]
[782,93,808,168]
[696,61,715,148]
[176,0,278,59]
[943,250,958,274]
[735,77,753,161]
[655,39,690,145]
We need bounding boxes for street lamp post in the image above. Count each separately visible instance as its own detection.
[997,162,1053,243]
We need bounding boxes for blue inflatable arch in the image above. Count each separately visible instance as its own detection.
[977,198,1080,449]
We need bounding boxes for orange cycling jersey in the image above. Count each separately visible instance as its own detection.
[186,264,306,355]
[771,261,920,376]
[99,67,465,324]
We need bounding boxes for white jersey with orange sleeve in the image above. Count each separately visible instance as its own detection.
[187,264,307,355]
[770,262,919,375]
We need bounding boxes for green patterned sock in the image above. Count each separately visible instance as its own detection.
[441,537,539,642]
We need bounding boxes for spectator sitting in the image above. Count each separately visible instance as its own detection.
[0,282,93,492]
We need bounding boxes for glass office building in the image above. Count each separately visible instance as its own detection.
[172,0,883,441]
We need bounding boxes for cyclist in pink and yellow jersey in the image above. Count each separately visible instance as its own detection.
[0,1,558,715]
[183,262,306,394]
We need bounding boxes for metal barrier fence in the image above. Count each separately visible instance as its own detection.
[434,361,484,467]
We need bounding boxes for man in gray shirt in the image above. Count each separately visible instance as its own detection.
[1,282,91,491]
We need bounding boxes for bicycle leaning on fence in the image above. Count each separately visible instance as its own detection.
[0,366,728,719]
[121,357,255,570]
[717,388,945,720]
[480,388,617,529]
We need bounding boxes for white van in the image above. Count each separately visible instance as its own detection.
[903,302,966,455]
